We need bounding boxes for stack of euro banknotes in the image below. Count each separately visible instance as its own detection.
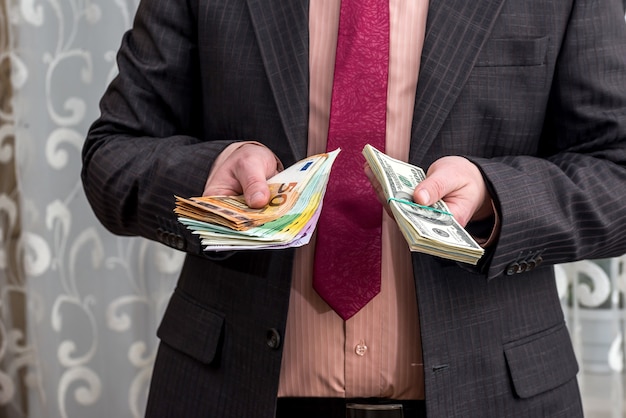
[175,149,341,251]
[175,145,484,264]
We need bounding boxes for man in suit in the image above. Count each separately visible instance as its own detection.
[82,0,626,416]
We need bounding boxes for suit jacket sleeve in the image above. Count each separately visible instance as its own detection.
[81,0,239,254]
[466,0,626,279]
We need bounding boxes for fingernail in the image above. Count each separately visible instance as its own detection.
[250,192,265,205]
[417,189,430,205]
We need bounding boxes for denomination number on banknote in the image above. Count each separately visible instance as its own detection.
[269,182,297,206]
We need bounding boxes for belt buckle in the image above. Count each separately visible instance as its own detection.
[346,403,404,418]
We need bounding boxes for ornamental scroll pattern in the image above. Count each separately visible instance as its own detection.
[555,256,626,417]
[1,0,183,417]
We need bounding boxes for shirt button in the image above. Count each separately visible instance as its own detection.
[355,341,368,356]
[266,328,281,350]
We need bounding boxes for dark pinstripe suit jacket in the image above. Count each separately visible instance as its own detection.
[82,0,626,416]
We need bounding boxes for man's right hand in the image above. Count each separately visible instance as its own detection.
[203,142,282,209]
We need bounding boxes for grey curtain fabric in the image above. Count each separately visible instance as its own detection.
[1,0,183,416]
[0,2,29,417]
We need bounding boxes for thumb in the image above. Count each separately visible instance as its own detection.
[204,142,281,209]
[414,175,447,207]
[235,150,280,208]
[241,176,272,208]
[414,187,433,206]
[413,157,459,206]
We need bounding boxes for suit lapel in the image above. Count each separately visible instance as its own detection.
[409,0,506,165]
[246,0,310,161]
[245,0,506,163]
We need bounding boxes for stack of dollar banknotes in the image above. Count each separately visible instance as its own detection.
[175,145,484,264]
[362,144,484,265]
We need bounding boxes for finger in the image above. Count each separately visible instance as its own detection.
[203,170,245,196]
[415,173,473,225]
[364,164,394,218]
[203,143,280,208]
[413,156,492,226]
[239,172,273,208]
[364,164,385,202]
[414,172,449,207]
[231,155,279,208]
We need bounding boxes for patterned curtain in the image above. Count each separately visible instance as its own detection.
[0,0,624,417]
[0,0,182,416]
[556,257,626,418]
[1,1,28,416]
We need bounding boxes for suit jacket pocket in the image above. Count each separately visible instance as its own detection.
[157,288,225,365]
[475,36,549,67]
[503,323,579,399]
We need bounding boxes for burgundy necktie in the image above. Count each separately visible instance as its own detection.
[313,0,389,320]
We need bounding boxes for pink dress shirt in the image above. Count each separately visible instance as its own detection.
[278,0,430,400]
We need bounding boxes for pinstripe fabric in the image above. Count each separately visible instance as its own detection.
[81,0,626,416]
[416,0,626,278]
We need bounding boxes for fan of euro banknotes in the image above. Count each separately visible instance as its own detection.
[175,144,484,264]
[362,144,484,265]
[175,148,341,251]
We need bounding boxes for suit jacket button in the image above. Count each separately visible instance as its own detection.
[527,257,541,270]
[175,237,186,250]
[518,261,528,273]
[266,328,281,350]
[506,263,519,275]
[167,233,177,248]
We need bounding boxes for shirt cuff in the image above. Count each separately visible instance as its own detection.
[466,199,500,248]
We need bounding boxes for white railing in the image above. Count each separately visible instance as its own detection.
[556,256,626,418]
